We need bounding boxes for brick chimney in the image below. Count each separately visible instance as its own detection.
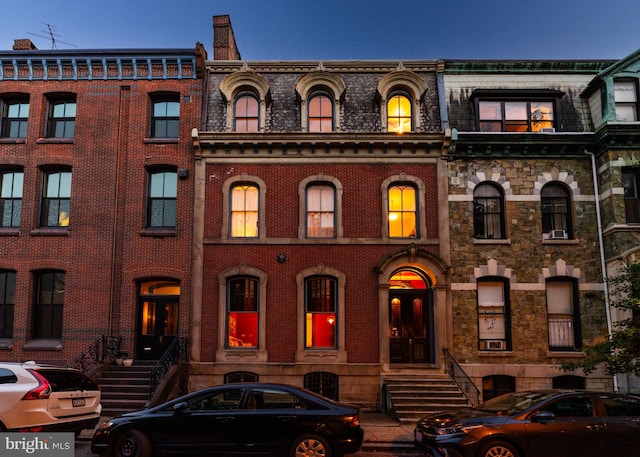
[213,15,241,60]
[13,39,38,51]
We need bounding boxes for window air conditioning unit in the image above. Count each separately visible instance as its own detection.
[549,230,568,240]
[486,340,504,350]
[540,128,556,133]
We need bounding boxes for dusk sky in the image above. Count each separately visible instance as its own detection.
[3,0,639,61]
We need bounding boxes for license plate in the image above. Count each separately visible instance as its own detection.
[72,398,86,407]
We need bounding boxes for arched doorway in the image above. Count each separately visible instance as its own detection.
[388,268,435,363]
[136,279,180,360]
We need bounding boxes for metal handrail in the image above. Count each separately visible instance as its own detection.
[69,335,121,373]
[443,348,480,406]
[149,337,189,400]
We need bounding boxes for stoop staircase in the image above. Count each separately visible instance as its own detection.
[95,361,156,417]
[384,374,472,423]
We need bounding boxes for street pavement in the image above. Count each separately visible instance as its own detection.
[74,412,421,456]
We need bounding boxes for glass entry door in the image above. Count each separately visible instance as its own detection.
[136,280,179,360]
[388,269,434,364]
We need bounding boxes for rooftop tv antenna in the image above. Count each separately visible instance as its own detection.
[28,23,77,50]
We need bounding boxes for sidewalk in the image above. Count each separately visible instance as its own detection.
[359,412,416,453]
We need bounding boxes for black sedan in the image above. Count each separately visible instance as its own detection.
[414,390,640,457]
[92,382,363,457]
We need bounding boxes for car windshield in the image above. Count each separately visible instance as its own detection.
[475,392,558,415]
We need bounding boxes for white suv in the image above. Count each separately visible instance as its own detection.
[0,361,101,433]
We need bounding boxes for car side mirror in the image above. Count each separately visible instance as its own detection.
[172,402,188,413]
[531,411,556,423]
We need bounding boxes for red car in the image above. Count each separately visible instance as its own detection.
[414,390,640,457]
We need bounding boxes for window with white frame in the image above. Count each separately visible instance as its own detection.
[546,280,581,351]
[147,169,177,228]
[230,183,259,237]
[306,184,335,237]
[388,183,417,238]
[1,170,23,227]
[46,96,76,138]
[40,169,71,228]
[1,95,29,138]
[477,280,510,351]
[614,80,638,122]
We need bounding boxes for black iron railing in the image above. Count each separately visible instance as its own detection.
[149,337,189,400]
[70,335,121,373]
[443,348,480,406]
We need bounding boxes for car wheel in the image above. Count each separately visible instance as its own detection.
[290,433,332,457]
[478,440,520,457]
[113,429,152,457]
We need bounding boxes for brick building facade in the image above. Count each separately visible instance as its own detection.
[2,15,639,410]
[0,40,206,364]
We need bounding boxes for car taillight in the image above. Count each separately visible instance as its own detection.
[22,370,52,400]
[348,414,360,427]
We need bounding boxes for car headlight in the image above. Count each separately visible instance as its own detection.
[436,424,483,435]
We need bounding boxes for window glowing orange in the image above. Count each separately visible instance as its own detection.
[387,94,412,133]
[388,185,417,238]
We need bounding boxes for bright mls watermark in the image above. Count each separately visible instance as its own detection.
[0,433,74,456]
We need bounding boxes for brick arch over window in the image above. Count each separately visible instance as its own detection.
[377,69,427,132]
[473,259,514,281]
[534,167,581,196]
[296,71,346,132]
[219,71,271,132]
[465,171,512,196]
[541,258,582,282]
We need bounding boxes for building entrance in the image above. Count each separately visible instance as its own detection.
[388,269,434,364]
[136,280,180,360]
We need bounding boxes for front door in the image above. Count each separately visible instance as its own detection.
[136,280,180,360]
[389,289,434,363]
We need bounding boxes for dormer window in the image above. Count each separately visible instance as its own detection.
[614,80,638,122]
[478,100,555,132]
[472,89,562,133]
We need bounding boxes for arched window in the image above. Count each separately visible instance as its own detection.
[387,92,412,133]
[230,183,259,237]
[33,270,65,339]
[234,93,260,132]
[546,278,581,351]
[474,183,505,239]
[1,170,23,227]
[40,168,72,228]
[305,276,337,349]
[306,184,335,237]
[477,278,511,351]
[227,276,259,348]
[0,270,16,339]
[146,168,177,228]
[224,371,259,383]
[541,182,572,239]
[308,93,333,132]
[388,183,417,238]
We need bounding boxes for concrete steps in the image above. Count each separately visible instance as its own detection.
[95,361,156,416]
[384,374,471,423]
